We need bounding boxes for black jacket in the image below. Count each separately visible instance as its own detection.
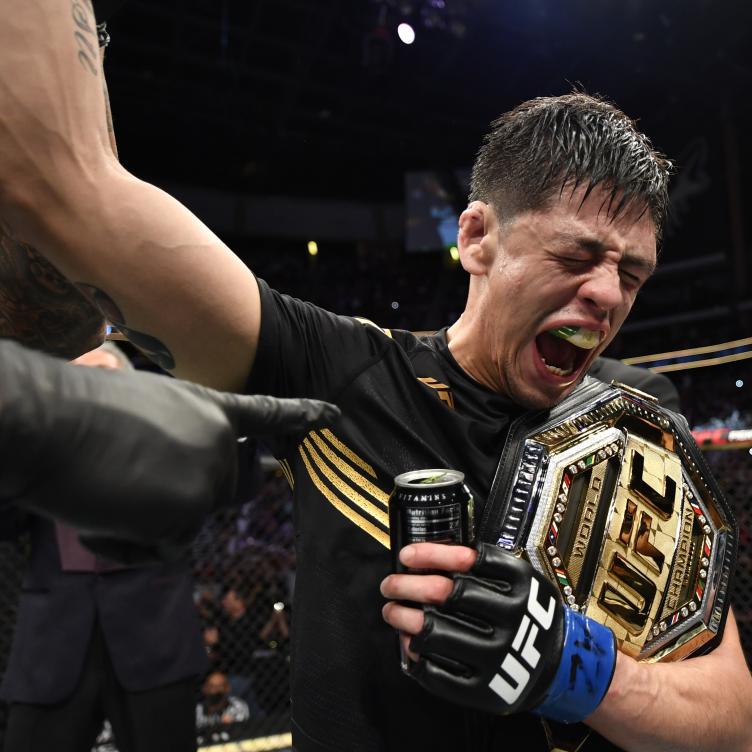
[0,515,207,704]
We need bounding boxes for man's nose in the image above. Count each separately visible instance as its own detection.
[578,264,622,314]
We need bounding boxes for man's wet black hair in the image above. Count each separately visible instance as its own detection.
[470,92,673,240]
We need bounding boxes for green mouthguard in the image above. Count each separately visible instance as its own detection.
[549,326,600,350]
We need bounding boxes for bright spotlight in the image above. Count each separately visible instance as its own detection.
[736,379,744,388]
[397,22,415,44]
[307,240,319,256]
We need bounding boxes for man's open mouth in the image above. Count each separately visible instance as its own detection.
[534,326,601,378]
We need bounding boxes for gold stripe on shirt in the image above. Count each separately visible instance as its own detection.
[354,317,393,339]
[278,459,294,489]
[302,437,388,526]
[310,431,389,508]
[319,428,378,479]
[298,443,390,549]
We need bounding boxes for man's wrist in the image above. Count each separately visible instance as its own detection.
[533,609,617,723]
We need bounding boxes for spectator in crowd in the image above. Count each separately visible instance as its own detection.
[195,670,250,746]
[214,585,267,715]
[202,623,222,673]
[196,586,223,628]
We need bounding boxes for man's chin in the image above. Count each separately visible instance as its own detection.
[512,378,582,411]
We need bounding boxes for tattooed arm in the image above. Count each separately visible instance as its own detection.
[0,224,105,359]
[0,17,113,361]
[0,0,260,391]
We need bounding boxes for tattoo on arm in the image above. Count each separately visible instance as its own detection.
[0,226,105,359]
[76,284,176,371]
[72,1,99,76]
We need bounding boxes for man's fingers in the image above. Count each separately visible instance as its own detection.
[400,633,419,664]
[399,543,478,573]
[382,601,425,635]
[180,381,340,437]
[380,573,455,605]
[231,395,340,436]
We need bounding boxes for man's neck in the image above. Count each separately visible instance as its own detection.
[446,317,499,393]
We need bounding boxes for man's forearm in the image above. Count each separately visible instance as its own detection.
[587,611,752,752]
[0,222,105,359]
[0,0,261,390]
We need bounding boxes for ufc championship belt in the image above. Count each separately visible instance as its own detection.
[484,376,737,752]
[486,375,737,664]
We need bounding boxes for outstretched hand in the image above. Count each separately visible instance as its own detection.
[0,339,339,561]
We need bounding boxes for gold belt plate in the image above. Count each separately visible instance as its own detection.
[497,380,736,662]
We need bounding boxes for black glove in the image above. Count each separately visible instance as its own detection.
[408,543,617,723]
[0,339,338,562]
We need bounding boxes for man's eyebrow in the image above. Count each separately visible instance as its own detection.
[621,252,656,277]
[556,233,656,276]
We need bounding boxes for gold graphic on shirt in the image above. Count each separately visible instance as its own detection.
[320,428,377,479]
[298,444,390,549]
[417,377,455,409]
[278,458,294,489]
[309,432,389,507]
[296,429,391,548]
[355,317,393,339]
[302,437,388,526]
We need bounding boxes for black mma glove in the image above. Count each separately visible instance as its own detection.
[0,340,338,562]
[408,543,617,724]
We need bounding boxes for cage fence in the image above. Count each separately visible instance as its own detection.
[705,450,752,660]
[191,468,295,747]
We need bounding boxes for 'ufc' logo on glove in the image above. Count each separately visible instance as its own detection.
[487,578,556,705]
[406,545,614,721]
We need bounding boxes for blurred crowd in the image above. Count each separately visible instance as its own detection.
[74,469,297,751]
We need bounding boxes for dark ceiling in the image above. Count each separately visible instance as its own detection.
[98,0,752,353]
[103,0,752,203]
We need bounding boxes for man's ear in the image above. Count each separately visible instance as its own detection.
[458,201,493,275]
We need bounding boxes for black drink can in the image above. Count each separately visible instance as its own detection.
[389,468,475,574]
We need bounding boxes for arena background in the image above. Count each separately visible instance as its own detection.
[1,0,751,749]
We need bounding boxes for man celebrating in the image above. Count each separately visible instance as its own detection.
[0,3,749,751]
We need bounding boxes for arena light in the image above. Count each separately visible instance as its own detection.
[449,245,460,262]
[736,379,744,388]
[307,240,319,256]
[397,22,415,44]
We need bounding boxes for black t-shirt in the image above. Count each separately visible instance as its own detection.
[248,279,622,752]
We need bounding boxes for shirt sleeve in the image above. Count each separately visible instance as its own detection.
[246,278,390,404]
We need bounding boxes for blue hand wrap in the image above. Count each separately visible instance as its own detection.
[533,608,616,723]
